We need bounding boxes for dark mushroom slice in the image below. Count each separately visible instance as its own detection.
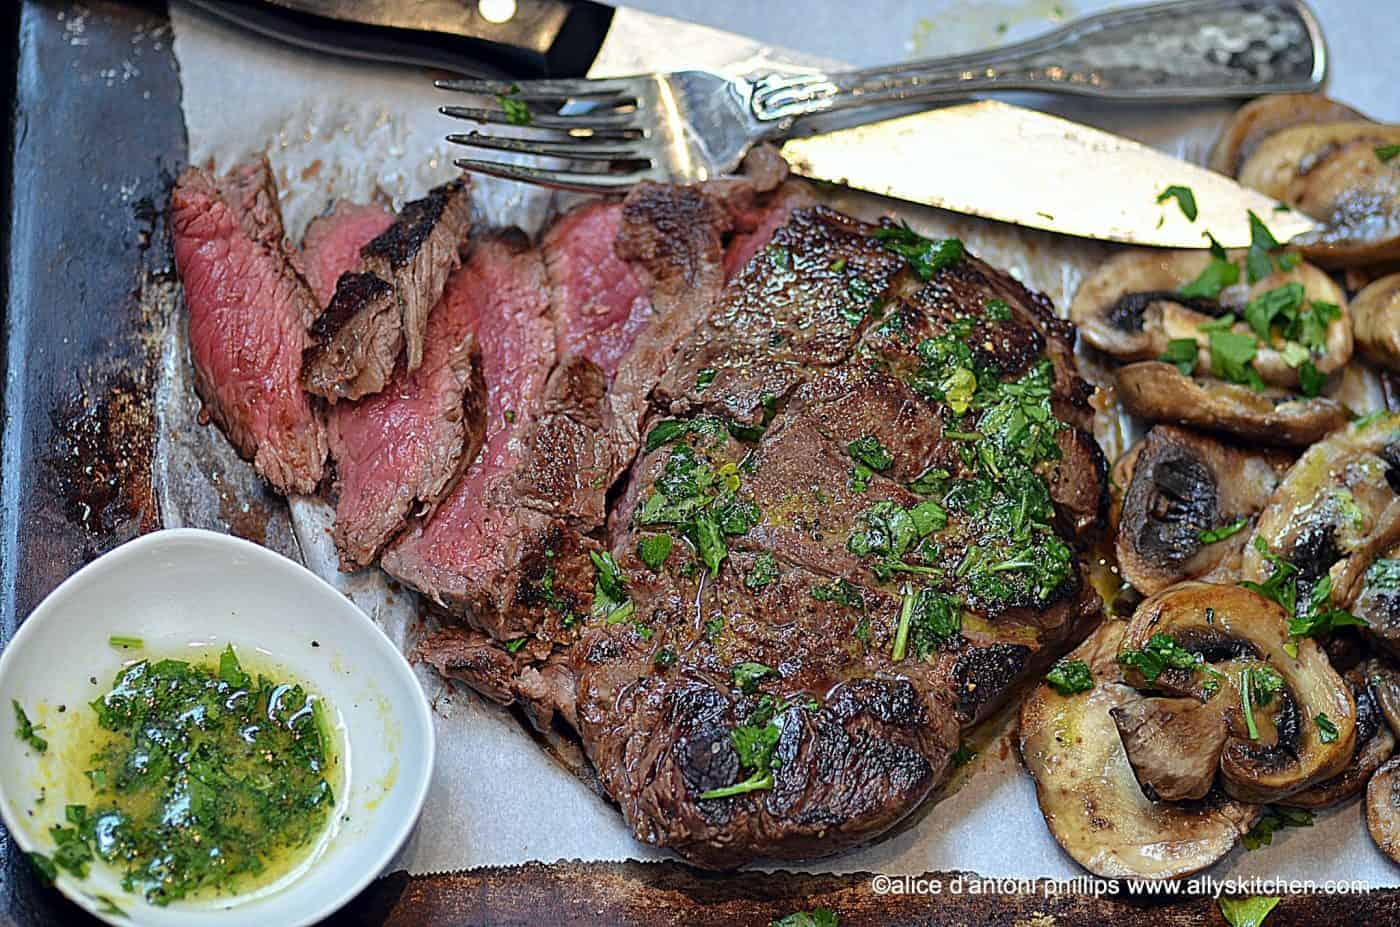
[1281,666,1395,809]
[1367,755,1400,864]
[1019,619,1259,880]
[1242,414,1400,650]
[1120,582,1356,804]
[1108,438,1145,538]
[1209,93,1370,178]
[1071,252,1350,388]
[1110,691,1230,801]
[1116,426,1293,596]
[1352,273,1400,374]
[1240,122,1400,268]
[1354,541,1400,659]
[1116,361,1350,447]
[1371,662,1400,735]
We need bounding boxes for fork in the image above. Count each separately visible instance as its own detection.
[439,0,1324,192]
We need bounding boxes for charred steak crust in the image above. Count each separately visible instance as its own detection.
[566,207,1105,867]
[171,157,328,495]
[303,178,472,402]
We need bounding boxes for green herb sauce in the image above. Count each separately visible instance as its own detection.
[60,646,336,905]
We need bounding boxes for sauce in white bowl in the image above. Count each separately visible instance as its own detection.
[0,529,434,927]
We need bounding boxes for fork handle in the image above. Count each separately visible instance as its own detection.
[750,0,1325,123]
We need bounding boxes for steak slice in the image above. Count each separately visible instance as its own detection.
[381,233,595,640]
[303,178,471,402]
[571,207,1105,867]
[172,157,328,495]
[298,200,395,307]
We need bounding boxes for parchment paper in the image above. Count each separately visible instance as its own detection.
[164,0,1400,886]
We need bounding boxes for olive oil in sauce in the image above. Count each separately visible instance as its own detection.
[55,645,340,906]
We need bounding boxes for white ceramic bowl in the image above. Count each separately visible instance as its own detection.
[0,529,434,927]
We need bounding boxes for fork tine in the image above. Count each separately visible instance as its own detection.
[453,158,651,193]
[439,105,640,134]
[447,132,647,163]
[435,76,636,101]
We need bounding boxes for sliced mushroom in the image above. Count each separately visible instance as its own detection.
[1242,414,1400,644]
[1353,273,1400,373]
[1071,252,1350,388]
[1116,426,1293,596]
[1367,755,1400,864]
[1239,122,1400,267]
[1281,666,1395,809]
[1116,361,1351,447]
[1107,438,1144,538]
[1372,663,1400,735]
[1019,619,1260,879]
[1209,93,1370,178]
[1120,582,1356,803]
[1110,692,1230,801]
[1354,541,1400,659]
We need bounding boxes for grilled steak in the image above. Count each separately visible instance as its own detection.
[303,178,471,402]
[171,157,327,494]
[298,201,394,306]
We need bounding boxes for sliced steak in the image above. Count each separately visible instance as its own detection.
[303,178,471,402]
[298,200,395,307]
[381,233,596,640]
[172,157,327,495]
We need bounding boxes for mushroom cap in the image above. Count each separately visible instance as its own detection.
[1116,361,1351,447]
[1352,273,1400,374]
[1019,619,1260,880]
[1110,692,1230,802]
[1242,414,1400,631]
[1367,755,1400,864]
[1071,250,1350,388]
[1121,582,1357,804]
[1115,426,1293,596]
[1209,93,1370,178]
[1240,122,1400,268]
[1353,540,1400,660]
[1282,667,1395,809]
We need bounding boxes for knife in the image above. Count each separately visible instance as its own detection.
[187,0,1317,248]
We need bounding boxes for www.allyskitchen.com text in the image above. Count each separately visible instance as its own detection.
[870,874,1371,898]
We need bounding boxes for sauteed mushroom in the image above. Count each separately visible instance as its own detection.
[1115,426,1292,596]
[1110,692,1230,801]
[1210,94,1370,178]
[1116,361,1350,447]
[1120,582,1356,804]
[1239,123,1400,267]
[1019,620,1259,879]
[1242,414,1400,636]
[1367,755,1400,864]
[1071,252,1350,389]
[1281,666,1395,809]
[1354,543,1400,659]
[1352,273,1400,373]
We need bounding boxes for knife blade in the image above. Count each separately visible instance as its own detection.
[779,100,1316,248]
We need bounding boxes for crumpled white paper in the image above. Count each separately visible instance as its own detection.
[165,0,1398,886]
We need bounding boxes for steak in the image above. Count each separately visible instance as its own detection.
[172,157,328,495]
[303,178,471,402]
[381,232,597,641]
[298,201,394,306]
[567,207,1107,867]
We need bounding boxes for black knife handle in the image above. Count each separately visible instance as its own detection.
[186,0,614,78]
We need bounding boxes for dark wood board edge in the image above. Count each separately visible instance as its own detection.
[0,2,1397,925]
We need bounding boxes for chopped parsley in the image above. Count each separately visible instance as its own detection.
[108,634,143,649]
[890,584,962,662]
[497,86,532,126]
[1180,233,1240,299]
[1377,144,1400,164]
[1045,659,1094,695]
[1242,806,1313,850]
[745,552,780,590]
[1156,184,1198,221]
[1218,896,1280,927]
[983,298,1013,322]
[1250,664,1285,706]
[637,534,673,572]
[1315,712,1339,743]
[1240,667,1260,739]
[846,499,945,581]
[771,909,838,927]
[810,578,865,609]
[698,697,800,800]
[1208,328,1264,390]
[13,700,47,753]
[952,743,978,767]
[503,637,528,654]
[847,435,894,472]
[1199,517,1248,544]
[1160,337,1198,375]
[732,662,774,694]
[695,368,718,390]
[1118,633,1200,683]
[1367,559,1400,592]
[27,852,57,884]
[769,245,791,269]
[1245,210,1283,283]
[636,440,759,576]
[653,648,677,669]
[590,551,634,624]
[873,222,964,280]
